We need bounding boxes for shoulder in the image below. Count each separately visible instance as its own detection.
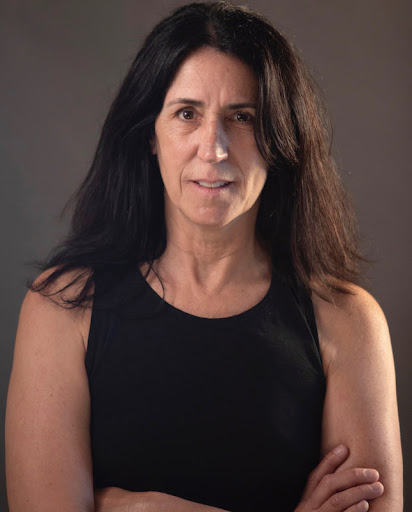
[311,283,391,375]
[31,265,94,301]
[24,265,94,352]
[311,282,387,336]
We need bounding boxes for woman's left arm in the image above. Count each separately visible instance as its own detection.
[312,285,403,511]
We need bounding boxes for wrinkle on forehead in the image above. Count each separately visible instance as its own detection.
[163,47,258,109]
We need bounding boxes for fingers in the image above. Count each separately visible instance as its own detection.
[311,467,380,508]
[320,482,384,511]
[297,446,384,512]
[344,501,370,512]
[301,445,349,499]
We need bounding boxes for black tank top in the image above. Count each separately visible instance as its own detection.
[85,264,325,512]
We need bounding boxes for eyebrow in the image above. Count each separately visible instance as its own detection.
[165,98,257,109]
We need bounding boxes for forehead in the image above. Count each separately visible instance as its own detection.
[164,47,258,103]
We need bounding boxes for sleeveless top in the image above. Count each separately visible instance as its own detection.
[85,264,326,512]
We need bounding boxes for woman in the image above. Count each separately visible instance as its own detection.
[5,2,402,511]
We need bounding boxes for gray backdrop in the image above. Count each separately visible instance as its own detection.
[1,0,410,510]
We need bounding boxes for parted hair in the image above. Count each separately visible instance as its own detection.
[29,1,364,307]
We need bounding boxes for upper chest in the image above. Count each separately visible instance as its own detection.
[145,271,272,319]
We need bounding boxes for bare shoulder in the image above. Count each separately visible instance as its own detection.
[26,265,94,352]
[30,264,94,303]
[311,283,391,374]
[311,282,387,335]
[7,266,95,509]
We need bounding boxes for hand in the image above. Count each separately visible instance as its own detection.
[295,445,384,512]
[94,487,229,512]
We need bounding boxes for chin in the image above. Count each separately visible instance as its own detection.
[192,217,232,229]
[187,210,234,229]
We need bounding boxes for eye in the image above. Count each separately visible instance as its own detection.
[177,108,196,120]
[234,112,254,123]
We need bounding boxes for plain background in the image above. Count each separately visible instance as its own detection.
[1,0,410,510]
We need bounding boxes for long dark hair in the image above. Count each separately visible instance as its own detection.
[29,1,364,307]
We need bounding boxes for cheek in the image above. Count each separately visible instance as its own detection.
[156,152,185,200]
[241,146,268,186]
[251,168,268,197]
[235,129,265,164]
[156,131,189,167]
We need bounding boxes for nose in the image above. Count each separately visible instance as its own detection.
[196,117,229,163]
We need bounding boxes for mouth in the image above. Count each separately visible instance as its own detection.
[193,180,232,189]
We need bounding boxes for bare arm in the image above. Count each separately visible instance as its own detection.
[5,270,95,511]
[313,285,403,511]
[95,488,230,512]
[95,448,384,512]
[5,270,228,512]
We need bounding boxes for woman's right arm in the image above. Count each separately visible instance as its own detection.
[93,446,383,512]
[5,272,95,511]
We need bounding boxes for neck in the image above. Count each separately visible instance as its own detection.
[154,203,270,293]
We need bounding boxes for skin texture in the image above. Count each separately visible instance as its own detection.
[5,270,95,512]
[152,47,268,232]
[148,47,272,320]
[313,285,403,510]
[5,48,403,511]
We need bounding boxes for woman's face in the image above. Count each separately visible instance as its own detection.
[152,47,268,230]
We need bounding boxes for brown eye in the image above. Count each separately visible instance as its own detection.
[179,109,195,120]
[235,112,252,123]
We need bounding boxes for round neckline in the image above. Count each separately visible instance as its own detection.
[135,264,275,322]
